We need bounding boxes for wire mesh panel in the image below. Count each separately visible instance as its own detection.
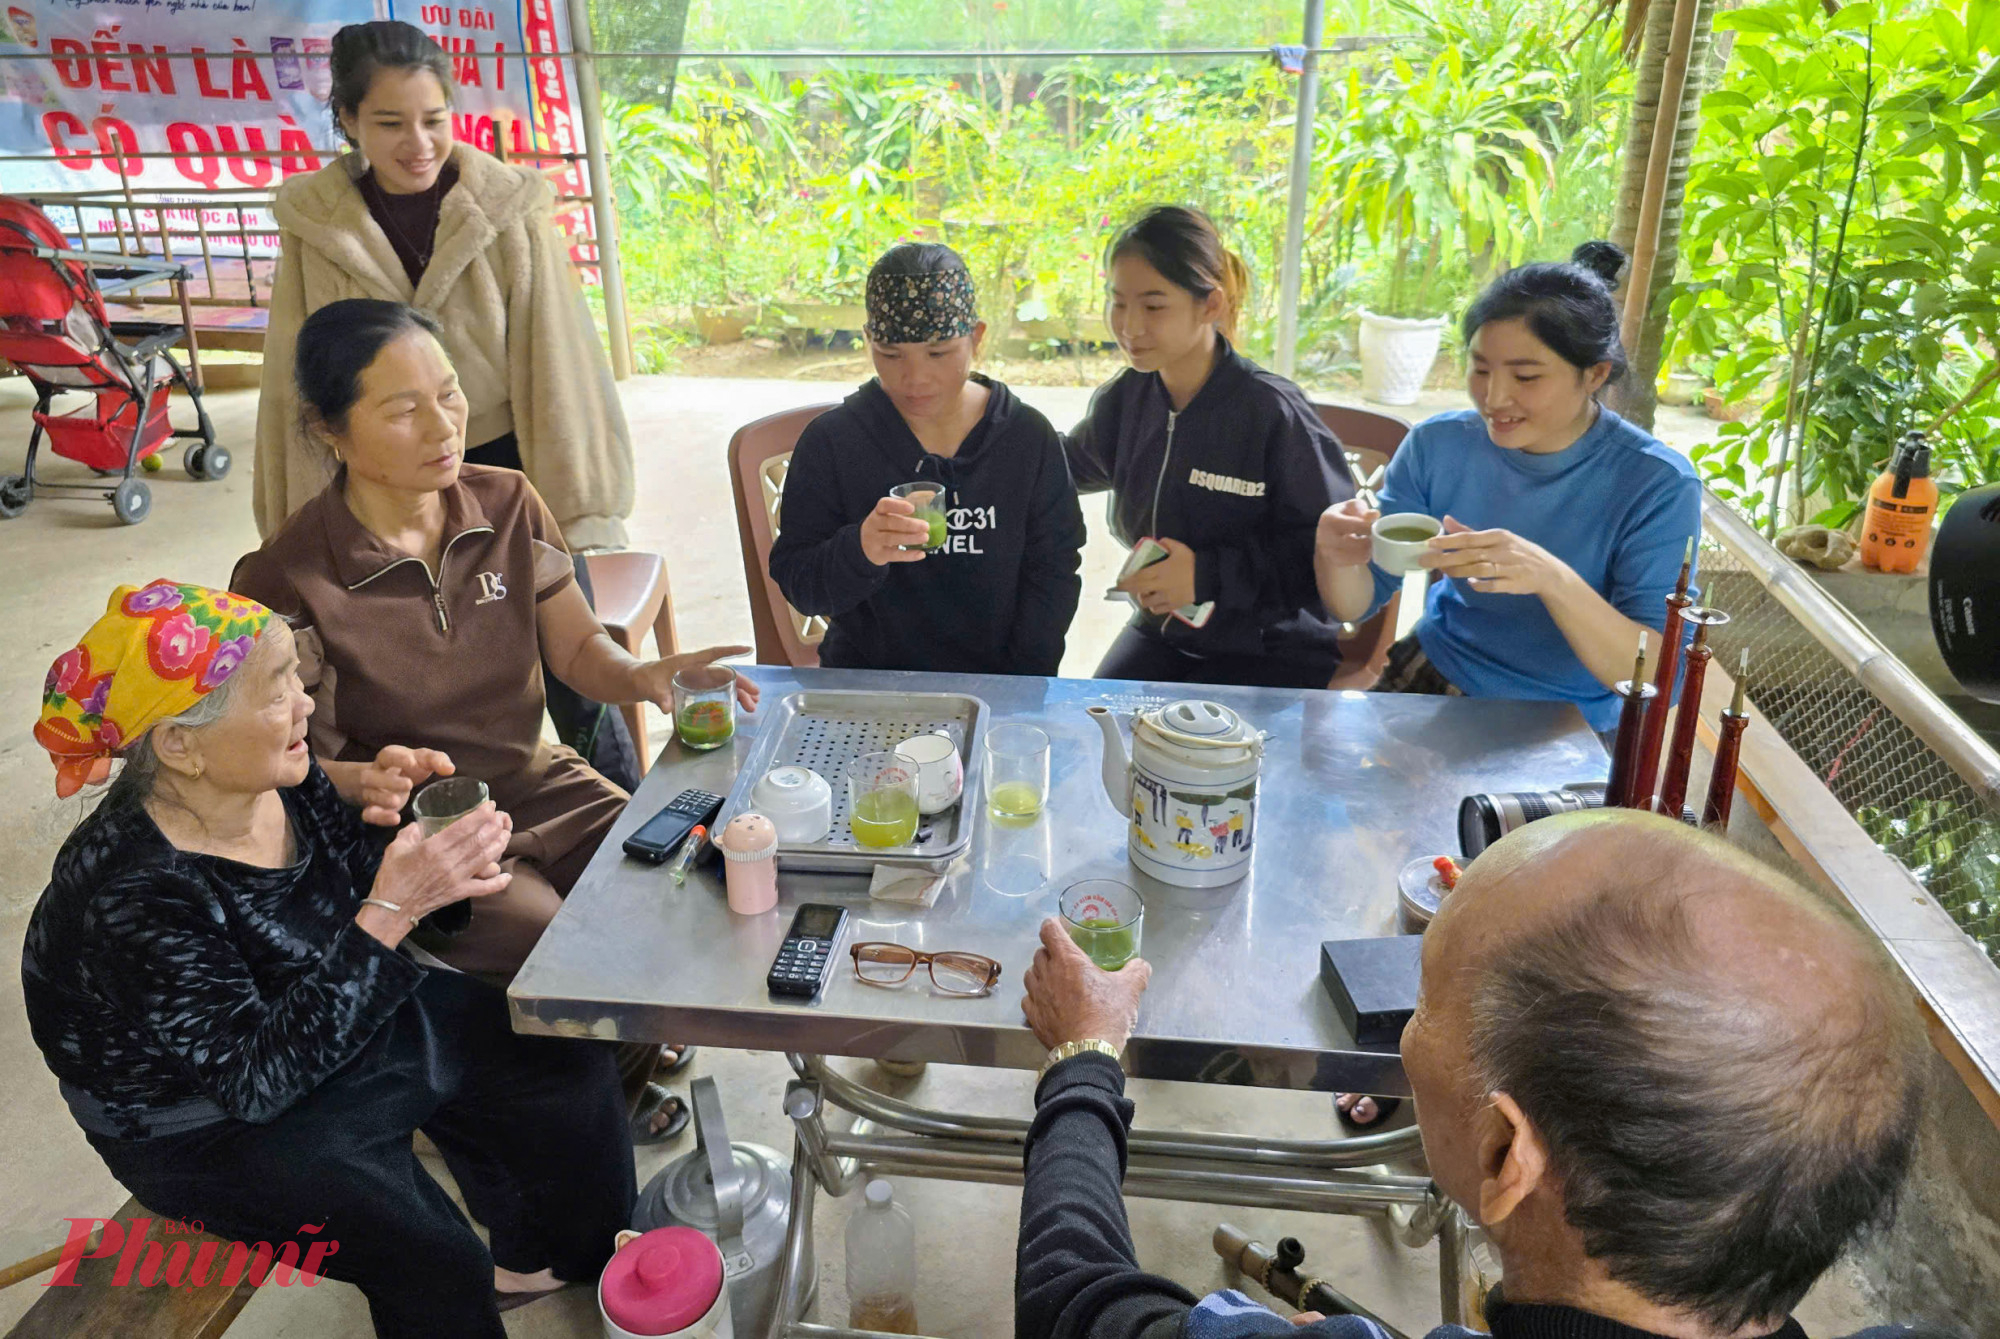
[1699,543,2000,964]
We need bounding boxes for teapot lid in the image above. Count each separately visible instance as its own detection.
[600,1227,722,1335]
[1154,699,1251,741]
[654,1142,779,1233]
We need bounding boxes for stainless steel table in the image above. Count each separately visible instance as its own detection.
[510,667,1603,1338]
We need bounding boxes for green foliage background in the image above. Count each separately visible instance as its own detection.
[593,0,1634,372]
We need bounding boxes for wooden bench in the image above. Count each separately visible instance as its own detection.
[3,1195,257,1338]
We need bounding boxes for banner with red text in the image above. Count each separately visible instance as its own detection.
[0,0,589,263]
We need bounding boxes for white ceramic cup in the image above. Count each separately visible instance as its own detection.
[1371,512,1443,576]
[749,766,833,844]
[893,732,964,815]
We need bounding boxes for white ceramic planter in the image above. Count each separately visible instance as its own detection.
[1358,310,1447,406]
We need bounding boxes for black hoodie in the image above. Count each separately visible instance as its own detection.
[1064,340,1352,664]
[768,375,1086,675]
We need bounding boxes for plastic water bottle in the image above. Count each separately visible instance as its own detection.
[845,1179,917,1333]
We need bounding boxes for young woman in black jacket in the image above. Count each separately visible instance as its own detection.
[1066,207,1354,688]
[769,243,1087,675]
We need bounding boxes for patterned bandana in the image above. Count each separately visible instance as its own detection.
[35,580,273,797]
[864,268,979,345]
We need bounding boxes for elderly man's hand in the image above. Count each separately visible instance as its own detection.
[1021,917,1151,1053]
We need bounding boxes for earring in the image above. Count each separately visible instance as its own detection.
[191,762,203,780]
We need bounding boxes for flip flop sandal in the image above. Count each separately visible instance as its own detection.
[631,1083,690,1146]
[494,1281,579,1313]
[654,1044,698,1078]
[1334,1094,1403,1135]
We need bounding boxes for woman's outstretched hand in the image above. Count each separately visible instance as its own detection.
[633,648,761,714]
[1316,498,1380,569]
[352,746,455,827]
[356,802,513,949]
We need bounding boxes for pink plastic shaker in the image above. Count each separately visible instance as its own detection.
[598,1226,726,1337]
[718,812,779,915]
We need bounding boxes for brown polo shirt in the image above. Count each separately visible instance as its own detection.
[231,465,576,801]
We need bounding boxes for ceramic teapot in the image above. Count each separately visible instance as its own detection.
[632,1078,815,1339]
[1088,700,1262,888]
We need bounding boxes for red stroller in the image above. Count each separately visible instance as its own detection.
[0,195,224,525]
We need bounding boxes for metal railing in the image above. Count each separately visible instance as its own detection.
[1699,496,2000,962]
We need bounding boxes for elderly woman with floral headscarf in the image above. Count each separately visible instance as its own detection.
[22,580,635,1337]
[768,241,1086,674]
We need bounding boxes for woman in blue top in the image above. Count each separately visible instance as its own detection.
[1316,241,1701,741]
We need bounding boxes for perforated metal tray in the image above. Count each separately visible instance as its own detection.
[716,690,990,874]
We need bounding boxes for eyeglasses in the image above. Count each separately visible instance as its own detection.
[850,942,1003,997]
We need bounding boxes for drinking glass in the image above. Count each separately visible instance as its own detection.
[984,724,1049,827]
[889,481,947,551]
[672,664,737,750]
[412,777,488,837]
[845,751,921,848]
[1060,880,1144,970]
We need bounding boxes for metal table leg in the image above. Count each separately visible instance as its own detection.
[767,1057,1456,1339]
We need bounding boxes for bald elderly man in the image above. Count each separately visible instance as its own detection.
[1014,810,1933,1339]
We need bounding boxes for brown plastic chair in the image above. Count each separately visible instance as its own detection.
[583,550,679,768]
[727,404,839,666]
[1313,402,1414,691]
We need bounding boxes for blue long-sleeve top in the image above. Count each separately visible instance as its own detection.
[1368,407,1702,732]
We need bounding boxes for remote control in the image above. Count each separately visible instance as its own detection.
[623,789,726,863]
[767,903,849,999]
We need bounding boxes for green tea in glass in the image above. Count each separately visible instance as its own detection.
[890,482,948,551]
[846,751,921,848]
[1060,880,1144,970]
[672,665,737,751]
[984,723,1049,828]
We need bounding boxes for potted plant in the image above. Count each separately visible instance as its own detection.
[1356,235,1449,405]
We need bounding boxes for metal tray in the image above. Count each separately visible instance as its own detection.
[717,690,990,874]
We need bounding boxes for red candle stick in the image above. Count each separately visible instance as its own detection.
[1702,650,1751,829]
[1604,635,1657,809]
[1656,609,1728,819]
[1633,537,1696,812]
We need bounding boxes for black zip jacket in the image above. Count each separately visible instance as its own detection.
[768,375,1086,675]
[1017,1053,1922,1339]
[1064,340,1352,663]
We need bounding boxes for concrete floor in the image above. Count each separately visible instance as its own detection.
[0,375,1878,1337]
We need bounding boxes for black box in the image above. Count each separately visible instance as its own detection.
[1319,936,1424,1044]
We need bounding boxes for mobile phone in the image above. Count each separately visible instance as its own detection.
[623,789,726,863]
[766,903,849,998]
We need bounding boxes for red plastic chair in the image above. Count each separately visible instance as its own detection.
[1314,402,1414,690]
[0,195,221,525]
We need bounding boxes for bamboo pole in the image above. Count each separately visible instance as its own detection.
[1620,0,1702,355]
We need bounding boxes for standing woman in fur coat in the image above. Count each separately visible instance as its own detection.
[252,20,634,551]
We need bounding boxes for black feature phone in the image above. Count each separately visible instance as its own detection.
[622,789,726,863]
[767,903,849,998]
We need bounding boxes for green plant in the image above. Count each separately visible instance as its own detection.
[1672,0,2000,533]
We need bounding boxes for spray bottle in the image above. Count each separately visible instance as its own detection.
[1859,431,1940,574]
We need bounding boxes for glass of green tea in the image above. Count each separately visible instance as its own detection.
[889,481,948,551]
[1060,879,1144,970]
[672,665,737,751]
[985,723,1049,828]
[846,750,921,848]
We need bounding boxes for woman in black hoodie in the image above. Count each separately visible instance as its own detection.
[769,243,1087,675]
[1067,207,1354,688]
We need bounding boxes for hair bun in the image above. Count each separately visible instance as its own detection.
[1571,240,1627,287]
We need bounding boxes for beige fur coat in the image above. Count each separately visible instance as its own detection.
[252,143,633,549]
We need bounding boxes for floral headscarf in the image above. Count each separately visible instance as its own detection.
[864,267,979,345]
[35,580,272,798]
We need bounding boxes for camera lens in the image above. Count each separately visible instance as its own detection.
[1458,785,1607,858]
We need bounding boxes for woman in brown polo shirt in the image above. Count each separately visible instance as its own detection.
[233,298,755,1142]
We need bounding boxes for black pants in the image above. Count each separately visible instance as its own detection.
[465,433,641,791]
[1094,625,1337,690]
[90,969,636,1339]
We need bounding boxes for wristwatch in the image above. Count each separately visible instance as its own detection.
[1040,1038,1123,1078]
